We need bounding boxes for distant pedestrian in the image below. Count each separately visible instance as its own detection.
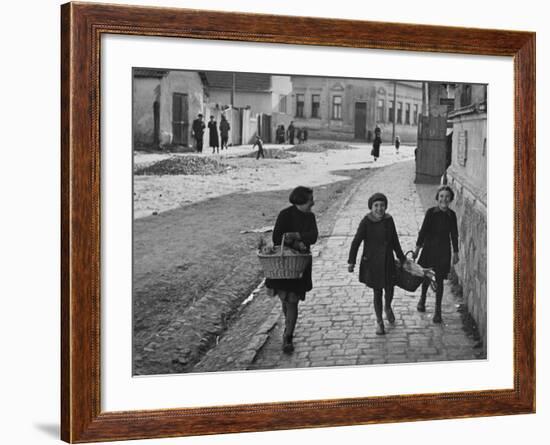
[371,133,382,161]
[412,185,459,323]
[276,125,285,144]
[287,121,295,145]
[219,114,230,150]
[192,113,205,153]
[395,135,401,154]
[302,127,308,142]
[253,135,265,159]
[265,186,318,353]
[208,115,220,154]
[296,127,303,144]
[348,193,406,335]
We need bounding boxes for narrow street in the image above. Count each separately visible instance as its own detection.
[194,159,484,373]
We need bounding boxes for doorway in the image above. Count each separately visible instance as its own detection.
[172,93,189,145]
[354,102,367,140]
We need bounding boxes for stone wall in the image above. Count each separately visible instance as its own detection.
[447,172,487,351]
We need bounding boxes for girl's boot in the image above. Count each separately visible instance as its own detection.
[376,319,385,335]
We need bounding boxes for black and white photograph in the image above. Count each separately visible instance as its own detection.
[132,69,487,376]
[3,0,546,443]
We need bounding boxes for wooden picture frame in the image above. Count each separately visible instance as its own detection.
[61,2,535,442]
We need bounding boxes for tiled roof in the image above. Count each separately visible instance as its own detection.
[133,68,168,78]
[201,72,271,92]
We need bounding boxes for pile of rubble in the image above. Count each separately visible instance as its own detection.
[134,156,230,176]
[289,141,356,153]
[240,148,296,159]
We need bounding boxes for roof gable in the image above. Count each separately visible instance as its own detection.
[202,72,271,92]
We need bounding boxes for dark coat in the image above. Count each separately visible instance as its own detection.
[416,207,459,277]
[348,213,405,289]
[219,119,230,137]
[265,205,318,298]
[372,136,382,158]
[208,121,219,147]
[192,118,205,138]
[276,127,285,143]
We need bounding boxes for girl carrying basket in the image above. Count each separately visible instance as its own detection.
[347,193,406,335]
[265,186,318,353]
[412,185,459,323]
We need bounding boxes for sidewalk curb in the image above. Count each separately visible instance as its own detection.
[234,303,281,369]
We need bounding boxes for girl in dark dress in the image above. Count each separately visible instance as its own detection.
[219,115,230,150]
[413,185,459,323]
[348,193,406,335]
[208,116,219,154]
[372,134,382,161]
[265,186,318,353]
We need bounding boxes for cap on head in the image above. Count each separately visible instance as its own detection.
[368,192,388,210]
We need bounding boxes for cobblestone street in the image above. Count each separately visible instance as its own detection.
[245,159,484,370]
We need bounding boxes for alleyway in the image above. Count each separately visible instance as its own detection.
[195,159,484,372]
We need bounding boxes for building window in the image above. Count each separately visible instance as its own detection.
[311,94,321,118]
[405,103,411,124]
[279,95,287,113]
[296,94,305,118]
[413,104,419,124]
[460,84,472,107]
[388,100,394,123]
[376,99,385,122]
[397,102,403,124]
[332,95,342,120]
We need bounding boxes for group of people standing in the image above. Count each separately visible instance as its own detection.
[191,113,231,154]
[275,122,308,145]
[266,185,459,353]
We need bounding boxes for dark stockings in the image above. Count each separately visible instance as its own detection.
[281,300,298,339]
[373,286,394,322]
[419,276,444,320]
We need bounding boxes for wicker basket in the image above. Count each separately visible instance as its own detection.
[394,251,425,292]
[257,233,312,279]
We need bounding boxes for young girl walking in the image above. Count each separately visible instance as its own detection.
[265,186,318,353]
[348,193,406,335]
[413,185,459,323]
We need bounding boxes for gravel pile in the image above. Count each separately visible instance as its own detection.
[289,141,356,152]
[240,148,296,159]
[134,156,230,176]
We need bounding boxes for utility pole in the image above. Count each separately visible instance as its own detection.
[230,72,236,146]
[392,81,397,144]
[422,81,428,116]
[230,72,236,107]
